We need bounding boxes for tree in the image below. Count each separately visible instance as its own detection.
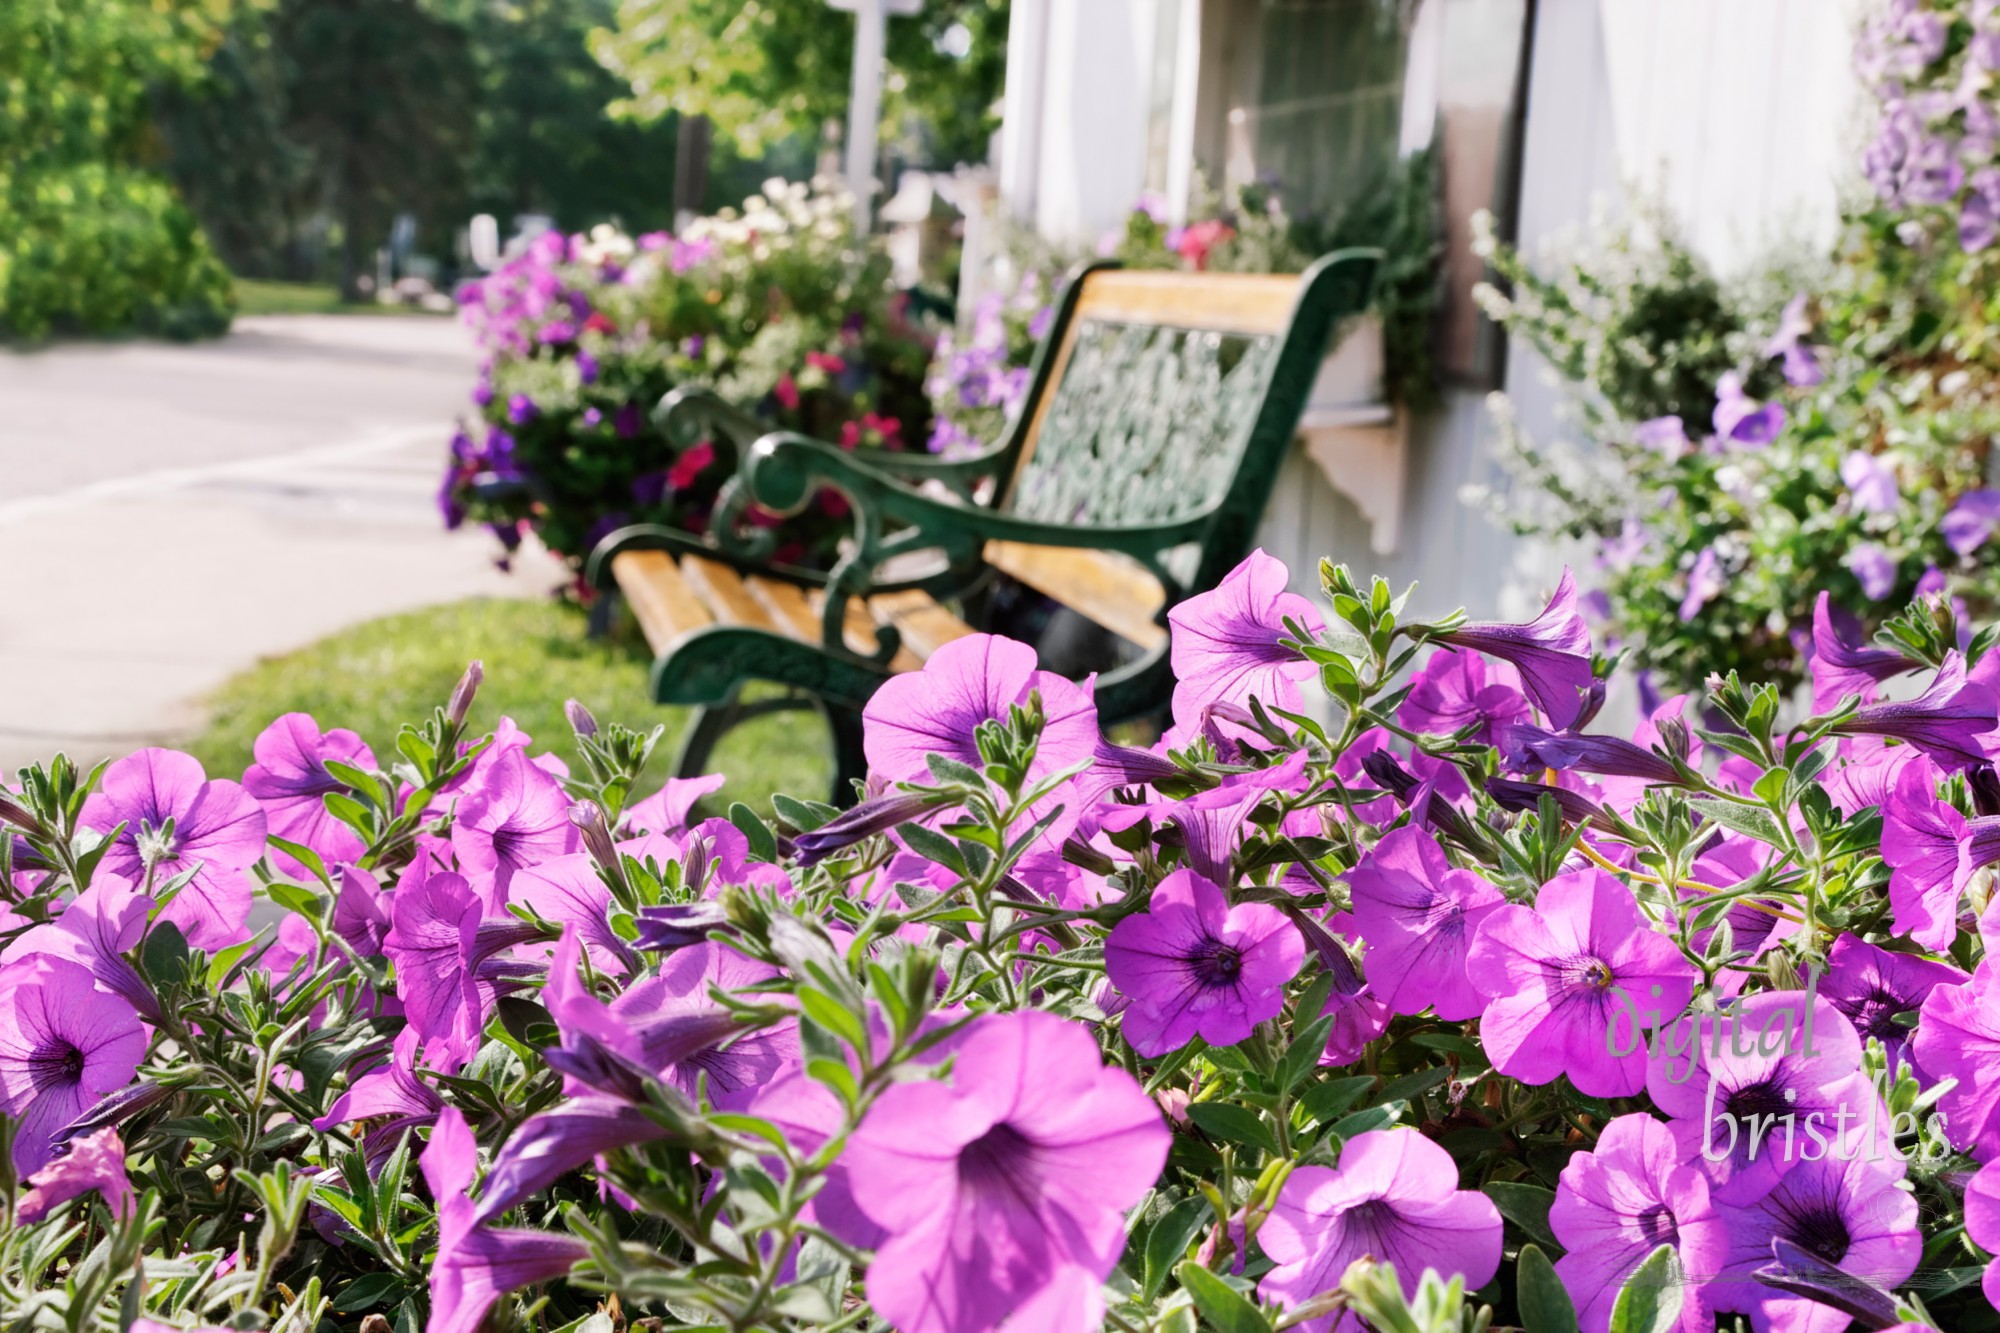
[588,0,1008,170]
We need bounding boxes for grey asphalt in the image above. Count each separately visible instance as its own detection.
[0,314,538,775]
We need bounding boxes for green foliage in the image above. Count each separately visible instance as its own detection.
[588,0,1009,164]
[0,0,239,340]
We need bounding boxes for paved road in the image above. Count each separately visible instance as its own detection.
[0,315,536,774]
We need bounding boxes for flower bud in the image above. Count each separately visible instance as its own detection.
[569,800,623,881]
[564,698,598,738]
[446,660,484,730]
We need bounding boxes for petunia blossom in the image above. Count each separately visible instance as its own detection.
[1820,934,1965,1072]
[1341,826,1503,1021]
[1469,869,1699,1097]
[242,712,376,869]
[1166,549,1324,726]
[1964,1158,2000,1313]
[1914,960,2000,1160]
[862,634,1098,787]
[1810,592,1913,712]
[1712,371,1787,445]
[1551,1113,1728,1333]
[80,748,266,951]
[15,1127,134,1223]
[1943,488,2000,556]
[1841,451,1900,515]
[1436,568,1596,730]
[1833,652,1998,773]
[1714,1149,1920,1333]
[1258,1129,1502,1333]
[1881,759,2000,947]
[0,875,159,1021]
[451,746,579,908]
[0,956,148,1174]
[1396,647,1528,744]
[1104,868,1304,1056]
[840,1010,1169,1333]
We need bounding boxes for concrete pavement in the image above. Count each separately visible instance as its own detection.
[0,314,541,773]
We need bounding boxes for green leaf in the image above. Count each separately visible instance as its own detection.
[1485,1181,1560,1250]
[140,920,189,985]
[729,802,778,862]
[1608,1244,1684,1333]
[1184,1102,1281,1159]
[1688,797,1784,845]
[1144,1196,1214,1302]
[1299,1075,1376,1124]
[1516,1244,1580,1333]
[1329,1100,1407,1140]
[266,835,331,887]
[795,988,868,1052]
[331,1272,404,1313]
[265,880,324,922]
[1175,1261,1273,1333]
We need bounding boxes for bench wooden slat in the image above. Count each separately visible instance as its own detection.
[983,541,1168,650]
[812,591,927,673]
[681,556,781,634]
[1071,270,1301,337]
[869,588,977,660]
[612,550,713,656]
[744,574,819,642]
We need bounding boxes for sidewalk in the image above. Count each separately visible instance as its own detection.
[0,316,539,774]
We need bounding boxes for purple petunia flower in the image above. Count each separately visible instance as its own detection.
[1104,868,1304,1056]
[861,633,1098,787]
[1501,724,1687,789]
[383,864,542,1067]
[1712,372,1787,445]
[1470,869,1700,1097]
[243,713,377,871]
[1551,1113,1728,1333]
[1880,758,2000,947]
[0,956,147,1175]
[1679,546,1726,621]
[1914,960,2000,1160]
[1820,934,1966,1071]
[1437,569,1597,730]
[1833,652,1998,773]
[451,747,580,908]
[422,1107,591,1333]
[1397,647,1529,744]
[1341,826,1503,1021]
[80,748,267,952]
[1713,1149,1920,1333]
[1810,593,1913,712]
[840,1010,1169,1333]
[1847,542,1898,600]
[1646,993,1884,1204]
[312,1027,445,1166]
[1841,451,1900,515]
[14,1126,133,1224]
[1634,415,1690,457]
[1944,489,2000,556]
[0,876,159,1022]
[1766,295,1826,388]
[1292,911,1391,1067]
[1258,1129,1502,1333]
[474,1093,672,1225]
[1965,1158,2000,1311]
[1166,549,1324,726]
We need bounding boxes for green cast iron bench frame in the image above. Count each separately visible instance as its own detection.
[583,252,1380,802]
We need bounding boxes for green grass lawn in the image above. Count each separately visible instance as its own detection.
[232,279,450,318]
[185,598,832,815]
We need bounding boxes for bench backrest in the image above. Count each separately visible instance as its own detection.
[990,254,1377,593]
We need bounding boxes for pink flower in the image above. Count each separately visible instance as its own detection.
[841,1011,1168,1333]
[1397,647,1528,744]
[16,1127,133,1223]
[0,956,147,1174]
[1258,1129,1502,1333]
[451,746,579,908]
[1104,868,1304,1055]
[1964,1158,2000,1312]
[1167,549,1324,727]
[1436,569,1596,730]
[1470,869,1699,1097]
[861,634,1098,787]
[81,748,266,951]
[243,712,377,869]
[1341,826,1503,1021]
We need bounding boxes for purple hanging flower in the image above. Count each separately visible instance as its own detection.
[1880,758,2000,947]
[1341,826,1504,1021]
[1833,653,1998,773]
[0,956,147,1175]
[1944,489,2000,555]
[1965,1159,2000,1311]
[1470,869,1700,1097]
[839,1011,1169,1333]
[1634,415,1691,457]
[0,876,160,1022]
[1841,451,1900,515]
[1847,542,1899,600]
[1258,1129,1502,1333]
[243,713,377,870]
[1914,960,2000,1160]
[1712,372,1787,445]
[1714,1149,1920,1333]
[1765,295,1826,388]
[1436,568,1597,730]
[860,633,1098,787]
[383,865,542,1067]
[1679,546,1727,621]
[451,747,580,908]
[1501,724,1688,789]
[1166,549,1325,725]
[1810,593,1913,712]
[621,773,726,836]
[80,748,267,952]
[1551,1113,1729,1333]
[1104,868,1305,1056]
[14,1127,134,1224]
[312,1028,446,1166]
[1291,911,1391,1067]
[1397,647,1529,744]
[1820,934,1966,1071]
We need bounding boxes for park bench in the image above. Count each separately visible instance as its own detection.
[584,252,1379,802]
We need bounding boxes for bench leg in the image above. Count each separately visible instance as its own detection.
[672,686,743,782]
[824,702,868,806]
[671,687,871,808]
